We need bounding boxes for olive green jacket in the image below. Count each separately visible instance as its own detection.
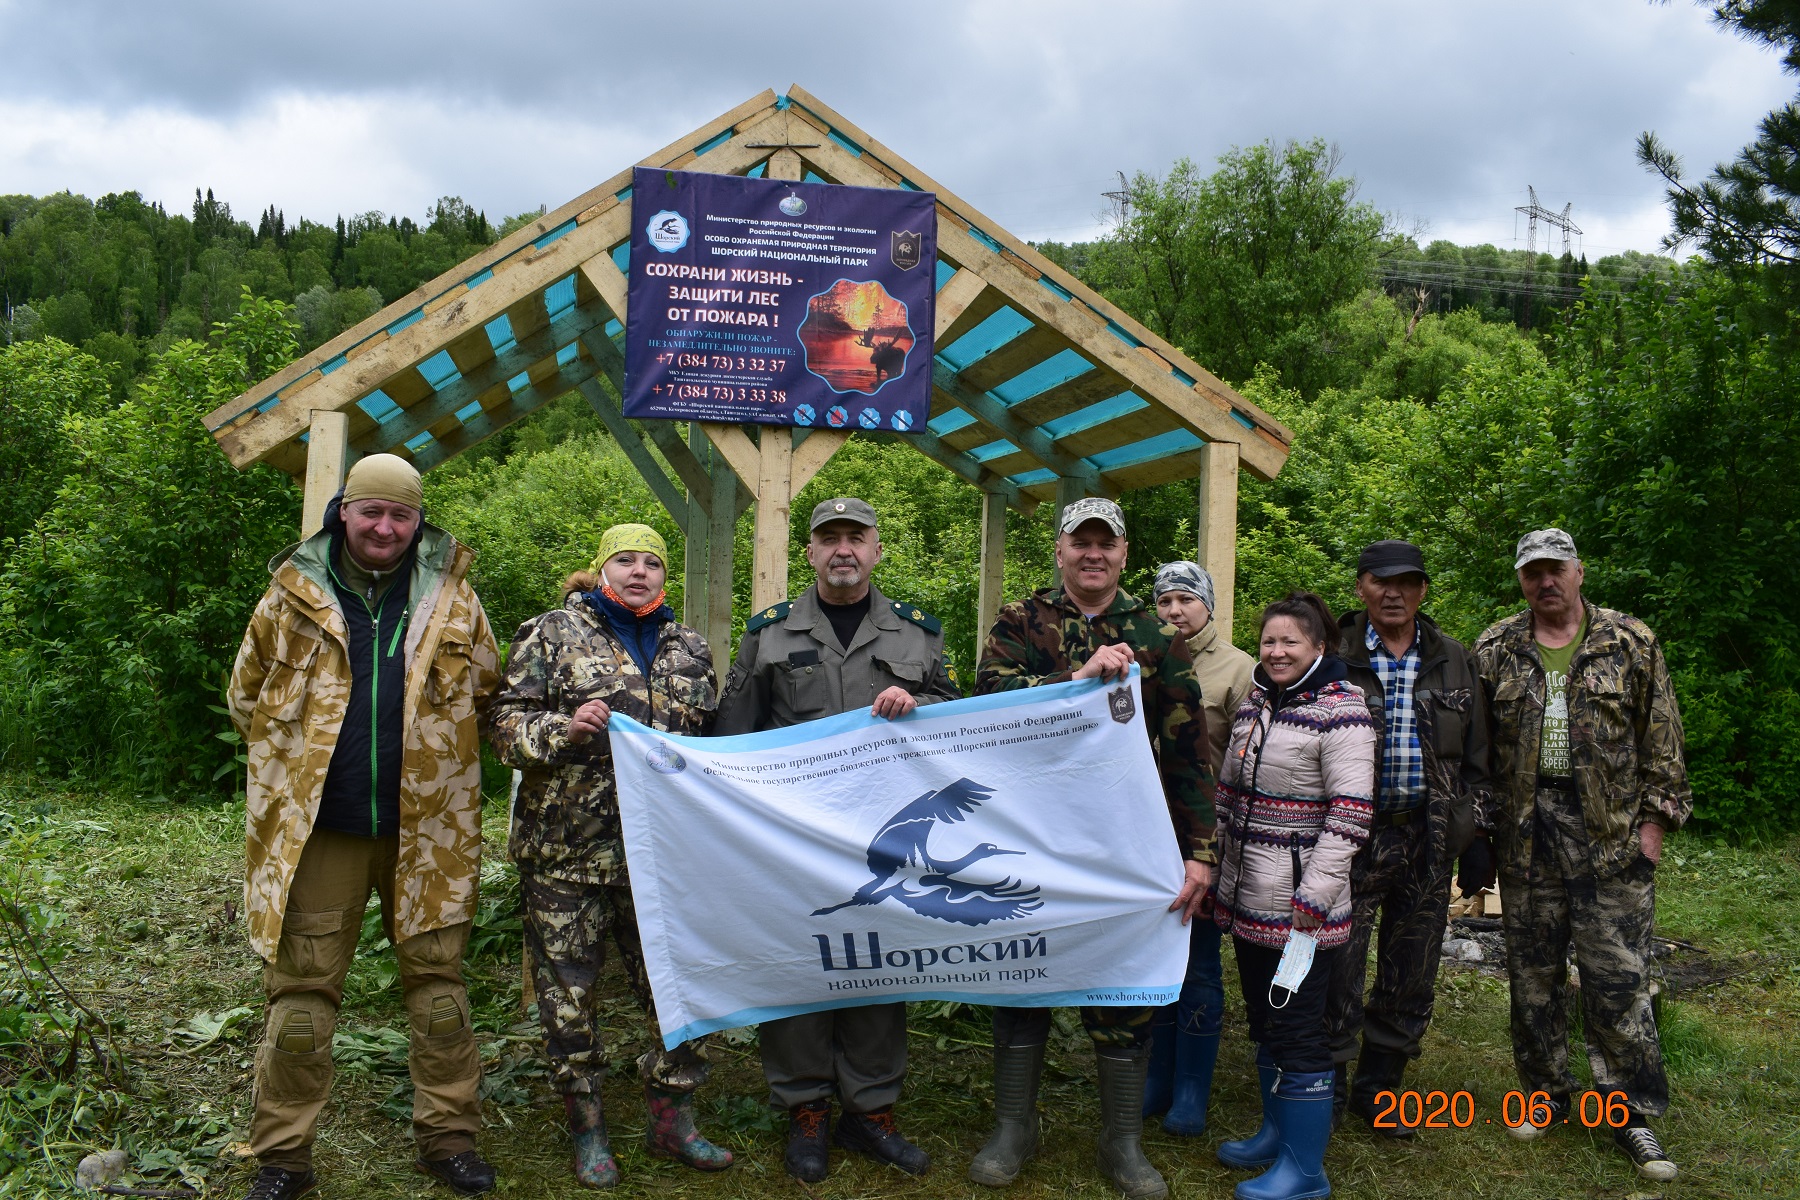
[1474,602,1691,877]
[713,582,959,732]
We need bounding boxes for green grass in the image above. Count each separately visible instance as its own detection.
[0,775,1796,1198]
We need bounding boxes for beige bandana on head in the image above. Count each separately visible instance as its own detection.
[342,453,423,511]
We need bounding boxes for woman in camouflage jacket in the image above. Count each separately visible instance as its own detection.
[485,524,731,1187]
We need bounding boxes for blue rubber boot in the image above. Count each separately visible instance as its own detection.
[1217,1049,1281,1169]
[1141,1006,1177,1117]
[1233,1070,1333,1200]
[1160,1023,1219,1137]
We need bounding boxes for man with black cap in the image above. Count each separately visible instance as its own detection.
[714,496,960,1184]
[228,454,501,1198]
[1326,540,1491,1136]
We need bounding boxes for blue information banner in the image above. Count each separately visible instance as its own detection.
[622,167,937,432]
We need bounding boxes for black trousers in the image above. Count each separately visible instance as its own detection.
[1235,936,1339,1074]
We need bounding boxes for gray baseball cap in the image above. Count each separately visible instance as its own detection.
[1514,527,1578,570]
[810,496,878,531]
[1059,496,1126,536]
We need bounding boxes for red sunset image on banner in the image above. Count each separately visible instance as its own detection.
[798,279,915,395]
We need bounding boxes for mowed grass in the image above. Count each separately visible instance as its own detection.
[1,774,1796,1199]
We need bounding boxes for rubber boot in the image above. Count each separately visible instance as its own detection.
[564,1093,619,1189]
[1141,1005,1177,1117]
[1348,1047,1412,1139]
[644,1083,734,1171]
[1234,1070,1333,1200]
[1161,1024,1220,1137]
[1218,1051,1281,1169]
[968,1043,1044,1188]
[1094,1047,1168,1200]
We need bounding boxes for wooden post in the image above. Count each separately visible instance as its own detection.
[683,425,711,631]
[706,448,737,655]
[752,428,794,612]
[301,410,350,537]
[976,489,1008,647]
[1197,440,1239,641]
[1054,475,1086,534]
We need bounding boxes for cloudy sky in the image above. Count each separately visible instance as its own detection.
[1,0,1791,259]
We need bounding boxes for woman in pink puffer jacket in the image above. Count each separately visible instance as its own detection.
[1210,591,1375,1200]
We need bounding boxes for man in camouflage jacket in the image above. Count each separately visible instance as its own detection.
[967,497,1213,1200]
[1475,528,1690,1183]
[227,455,501,1199]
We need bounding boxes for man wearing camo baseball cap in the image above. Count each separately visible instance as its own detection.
[1473,528,1691,1182]
[967,496,1213,1197]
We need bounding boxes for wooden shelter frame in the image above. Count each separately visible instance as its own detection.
[206,87,1291,655]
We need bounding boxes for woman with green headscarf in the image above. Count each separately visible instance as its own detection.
[486,523,731,1187]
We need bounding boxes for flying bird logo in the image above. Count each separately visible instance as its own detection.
[813,778,1043,926]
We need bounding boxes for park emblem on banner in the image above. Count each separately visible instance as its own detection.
[621,167,937,431]
[611,668,1189,1049]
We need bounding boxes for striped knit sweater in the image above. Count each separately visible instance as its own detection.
[1210,659,1376,949]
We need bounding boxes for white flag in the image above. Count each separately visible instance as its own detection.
[611,666,1189,1048]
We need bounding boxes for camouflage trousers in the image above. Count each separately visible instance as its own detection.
[1325,817,1453,1064]
[1498,785,1668,1116]
[992,1004,1152,1050]
[519,871,711,1095]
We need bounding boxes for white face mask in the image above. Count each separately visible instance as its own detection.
[1268,929,1318,1008]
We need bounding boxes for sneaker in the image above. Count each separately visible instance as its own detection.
[1506,1094,1568,1142]
[242,1167,317,1200]
[1615,1124,1678,1181]
[836,1106,930,1175]
[785,1100,831,1183]
[416,1150,497,1195]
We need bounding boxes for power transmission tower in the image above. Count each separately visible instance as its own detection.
[1514,186,1582,327]
[1103,170,1132,225]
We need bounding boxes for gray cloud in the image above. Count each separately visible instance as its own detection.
[0,0,1790,254]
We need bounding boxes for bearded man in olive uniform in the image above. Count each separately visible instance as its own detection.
[714,497,959,1184]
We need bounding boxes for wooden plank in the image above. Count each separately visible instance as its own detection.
[785,86,1292,450]
[353,302,610,455]
[1197,440,1239,640]
[705,446,738,657]
[577,255,629,326]
[1055,407,1184,461]
[932,365,1107,492]
[1008,367,1129,430]
[203,90,783,437]
[1055,475,1087,532]
[957,325,1070,395]
[577,377,689,529]
[934,269,990,341]
[683,430,711,629]
[861,430,1032,513]
[405,357,594,472]
[789,429,849,499]
[301,411,349,537]
[1101,450,1206,493]
[210,100,793,468]
[444,325,497,376]
[641,421,714,514]
[698,423,762,493]
[977,489,1008,646]
[752,426,793,611]
[782,124,1289,480]
[938,283,1010,351]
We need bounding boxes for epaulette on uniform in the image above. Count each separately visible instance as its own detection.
[745,601,792,634]
[890,600,942,635]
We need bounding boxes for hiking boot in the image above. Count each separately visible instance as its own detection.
[645,1083,733,1171]
[1615,1122,1678,1181]
[969,1042,1045,1187]
[1506,1093,1568,1142]
[564,1092,619,1188]
[416,1149,496,1195]
[837,1106,930,1175]
[242,1166,317,1200]
[785,1100,831,1183]
[1348,1047,1413,1139]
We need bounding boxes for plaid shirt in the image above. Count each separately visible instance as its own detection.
[1366,619,1425,811]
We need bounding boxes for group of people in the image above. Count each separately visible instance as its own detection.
[226,452,1691,1200]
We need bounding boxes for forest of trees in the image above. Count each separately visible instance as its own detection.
[3,4,1799,835]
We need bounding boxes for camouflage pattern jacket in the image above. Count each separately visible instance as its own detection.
[228,523,501,962]
[1474,602,1691,878]
[1339,610,1492,865]
[487,594,716,884]
[976,585,1217,863]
